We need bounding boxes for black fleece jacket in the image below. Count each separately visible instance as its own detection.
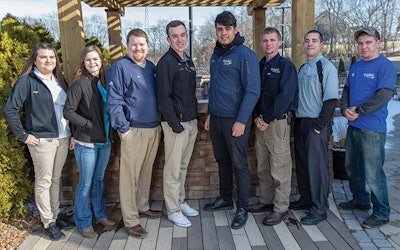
[63,75,107,143]
[3,72,62,142]
[156,47,198,133]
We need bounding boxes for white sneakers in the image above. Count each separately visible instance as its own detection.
[168,211,191,227]
[180,202,199,217]
[168,203,199,228]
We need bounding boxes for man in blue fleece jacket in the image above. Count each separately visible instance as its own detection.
[203,11,260,230]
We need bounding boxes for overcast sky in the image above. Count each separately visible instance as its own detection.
[0,0,225,26]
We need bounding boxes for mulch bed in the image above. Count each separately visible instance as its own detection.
[0,200,43,249]
[0,216,42,249]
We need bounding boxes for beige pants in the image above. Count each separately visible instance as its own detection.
[119,126,161,227]
[161,119,198,215]
[254,119,292,213]
[28,137,70,228]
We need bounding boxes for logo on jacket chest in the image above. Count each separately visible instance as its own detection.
[270,67,281,74]
[178,62,195,72]
[223,59,232,66]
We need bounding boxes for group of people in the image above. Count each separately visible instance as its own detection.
[1,16,200,240]
[248,25,395,230]
[2,9,395,241]
[247,25,395,230]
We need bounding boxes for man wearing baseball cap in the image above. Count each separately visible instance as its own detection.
[339,27,396,228]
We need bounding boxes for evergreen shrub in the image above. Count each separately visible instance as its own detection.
[0,26,34,220]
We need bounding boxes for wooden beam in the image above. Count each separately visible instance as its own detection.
[252,8,265,60]
[248,0,284,14]
[292,0,315,69]
[57,0,85,84]
[106,9,123,63]
[84,0,284,8]
[83,0,125,15]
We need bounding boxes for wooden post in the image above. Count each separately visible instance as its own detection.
[57,0,85,85]
[106,9,123,64]
[291,0,315,69]
[252,7,265,60]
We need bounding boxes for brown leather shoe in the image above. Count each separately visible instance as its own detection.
[127,224,148,238]
[95,217,117,226]
[262,211,288,226]
[248,202,273,213]
[139,209,163,219]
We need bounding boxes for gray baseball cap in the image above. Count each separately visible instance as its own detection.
[354,27,381,41]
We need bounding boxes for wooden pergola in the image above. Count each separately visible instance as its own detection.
[56,0,315,83]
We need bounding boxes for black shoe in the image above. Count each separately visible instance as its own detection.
[338,200,371,211]
[361,215,389,229]
[45,222,65,240]
[289,200,312,210]
[56,217,75,230]
[300,213,327,225]
[203,197,234,211]
[231,207,248,229]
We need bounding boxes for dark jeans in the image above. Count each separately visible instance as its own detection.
[345,126,390,220]
[209,116,251,209]
[294,118,330,215]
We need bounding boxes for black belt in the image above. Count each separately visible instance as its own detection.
[277,113,288,120]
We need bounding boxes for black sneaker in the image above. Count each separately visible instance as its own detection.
[56,217,75,230]
[289,200,312,210]
[338,200,371,211]
[45,222,65,240]
[231,207,248,229]
[300,213,327,225]
[362,215,389,229]
[203,197,234,211]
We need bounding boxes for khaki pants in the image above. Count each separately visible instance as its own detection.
[162,119,198,214]
[254,119,292,213]
[28,137,70,228]
[119,126,161,227]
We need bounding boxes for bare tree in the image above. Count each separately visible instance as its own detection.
[84,14,108,47]
[121,20,144,44]
[314,0,400,57]
[316,0,345,59]
[340,0,400,55]
[375,0,399,53]
[193,19,216,75]
[265,3,292,57]
[146,19,170,63]
[22,12,60,41]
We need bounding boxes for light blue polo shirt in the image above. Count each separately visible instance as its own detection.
[296,54,339,118]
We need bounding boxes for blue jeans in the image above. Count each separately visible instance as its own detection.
[345,126,390,220]
[74,142,111,230]
[209,116,251,209]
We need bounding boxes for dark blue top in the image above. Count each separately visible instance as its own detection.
[253,54,298,123]
[106,55,160,133]
[208,44,260,124]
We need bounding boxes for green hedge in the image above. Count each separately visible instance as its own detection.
[0,29,34,220]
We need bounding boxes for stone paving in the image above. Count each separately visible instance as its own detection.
[332,111,400,250]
